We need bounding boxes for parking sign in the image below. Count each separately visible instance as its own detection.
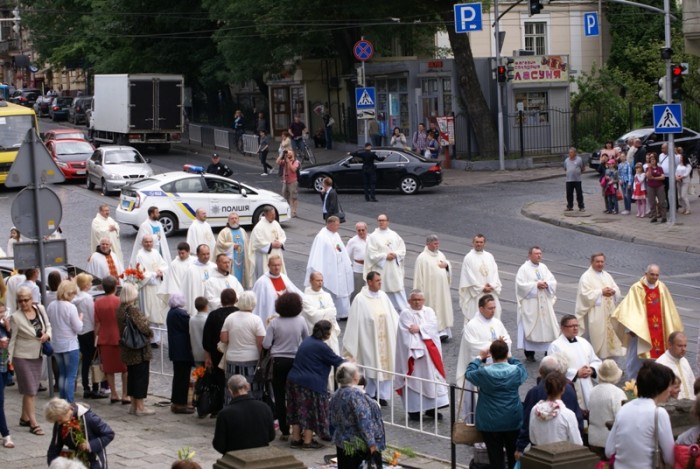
[454,3,483,33]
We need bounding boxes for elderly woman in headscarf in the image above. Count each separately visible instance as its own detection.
[166,293,194,414]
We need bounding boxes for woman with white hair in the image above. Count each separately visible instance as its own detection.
[45,397,114,469]
[587,359,626,457]
[116,282,154,416]
[166,293,194,414]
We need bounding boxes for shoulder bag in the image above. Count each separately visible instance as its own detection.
[452,385,484,445]
[120,306,149,350]
[336,199,346,224]
[35,305,53,356]
[91,348,106,383]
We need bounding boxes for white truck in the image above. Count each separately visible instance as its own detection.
[89,74,184,151]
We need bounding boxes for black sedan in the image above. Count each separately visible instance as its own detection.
[298,148,443,195]
[616,127,700,162]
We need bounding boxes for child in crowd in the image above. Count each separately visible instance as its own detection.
[617,152,633,215]
[189,296,209,368]
[633,162,647,217]
[602,159,619,214]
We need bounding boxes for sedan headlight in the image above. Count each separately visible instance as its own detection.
[107,173,124,180]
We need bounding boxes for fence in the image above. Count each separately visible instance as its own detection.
[187,123,259,155]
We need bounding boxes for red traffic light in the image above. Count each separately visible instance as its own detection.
[672,65,683,76]
[497,66,506,74]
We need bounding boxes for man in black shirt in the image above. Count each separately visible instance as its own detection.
[351,143,385,202]
[206,153,233,178]
[288,115,307,153]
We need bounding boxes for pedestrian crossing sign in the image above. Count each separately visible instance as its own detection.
[356,87,376,110]
[653,103,683,134]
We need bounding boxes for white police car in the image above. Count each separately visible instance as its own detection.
[115,167,291,235]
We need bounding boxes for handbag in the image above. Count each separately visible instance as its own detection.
[336,200,346,224]
[120,307,149,350]
[653,407,663,469]
[359,451,382,469]
[595,454,615,469]
[674,444,700,469]
[616,188,623,200]
[452,385,484,445]
[41,340,54,357]
[91,349,106,383]
[424,148,432,158]
[193,368,223,417]
[36,306,53,356]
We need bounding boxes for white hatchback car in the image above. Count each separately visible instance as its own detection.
[115,170,291,235]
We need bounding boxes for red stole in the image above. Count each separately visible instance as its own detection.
[644,283,665,358]
[406,339,446,379]
[270,276,286,292]
[104,253,119,281]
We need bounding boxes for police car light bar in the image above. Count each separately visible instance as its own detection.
[183,164,204,174]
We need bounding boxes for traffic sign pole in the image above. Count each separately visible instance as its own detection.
[494,0,505,171]
[663,0,677,225]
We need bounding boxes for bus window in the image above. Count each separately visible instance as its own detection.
[0,114,35,150]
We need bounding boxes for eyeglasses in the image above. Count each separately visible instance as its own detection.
[17,298,32,303]
[563,324,579,328]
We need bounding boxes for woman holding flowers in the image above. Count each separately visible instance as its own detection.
[45,397,114,468]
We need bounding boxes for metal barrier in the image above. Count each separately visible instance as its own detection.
[150,325,172,377]
[214,129,230,150]
[189,124,202,144]
[242,133,259,155]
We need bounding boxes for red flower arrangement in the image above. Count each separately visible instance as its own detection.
[191,366,206,380]
[120,264,145,286]
[59,416,90,466]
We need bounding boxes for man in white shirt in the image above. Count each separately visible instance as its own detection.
[547,314,602,411]
[130,206,171,267]
[249,207,286,279]
[656,332,695,400]
[305,216,353,319]
[413,234,453,341]
[251,255,301,325]
[515,246,559,362]
[187,208,216,255]
[459,234,502,320]
[345,222,368,302]
[86,237,124,280]
[90,204,123,265]
[134,234,168,344]
[363,214,408,313]
[181,244,216,316]
[204,254,244,311]
[158,242,193,306]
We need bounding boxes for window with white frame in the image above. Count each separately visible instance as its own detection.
[524,22,547,55]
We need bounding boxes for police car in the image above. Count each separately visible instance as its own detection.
[114,167,291,235]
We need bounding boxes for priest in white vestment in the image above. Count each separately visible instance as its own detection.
[90,204,124,265]
[413,234,453,339]
[158,242,193,305]
[186,208,216,255]
[302,272,341,353]
[134,234,168,344]
[394,290,449,420]
[458,234,502,320]
[345,222,368,302]
[656,332,695,400]
[547,315,602,410]
[130,207,171,268]
[215,212,254,289]
[204,254,244,310]
[305,216,354,319]
[515,246,559,361]
[181,244,216,316]
[252,255,301,325]
[575,253,624,359]
[363,214,408,313]
[343,271,398,403]
[249,207,287,279]
[86,237,124,279]
[456,294,511,420]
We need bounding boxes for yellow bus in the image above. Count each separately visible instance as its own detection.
[0,100,40,185]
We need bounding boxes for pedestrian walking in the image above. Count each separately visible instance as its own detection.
[258,130,272,176]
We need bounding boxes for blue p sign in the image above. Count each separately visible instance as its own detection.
[454,3,483,33]
[584,12,599,37]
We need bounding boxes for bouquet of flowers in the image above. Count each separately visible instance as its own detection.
[120,264,145,287]
[191,366,206,381]
[60,416,90,466]
[623,379,637,401]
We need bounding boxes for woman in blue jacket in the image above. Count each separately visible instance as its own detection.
[466,339,527,469]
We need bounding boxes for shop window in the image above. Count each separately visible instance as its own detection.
[514,91,549,125]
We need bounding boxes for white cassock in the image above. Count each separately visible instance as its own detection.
[90,214,124,265]
[130,220,172,268]
[135,248,168,341]
[456,312,511,420]
[345,235,367,301]
[252,272,302,325]
[305,227,354,319]
[158,255,194,305]
[363,227,408,313]
[343,287,398,400]
[86,251,124,279]
[204,270,244,311]
[215,226,254,289]
[181,260,216,316]
[187,219,216,254]
[547,335,602,410]
[302,287,341,391]
[575,267,625,359]
[515,260,559,352]
[249,218,287,279]
[413,247,453,338]
[656,350,695,400]
[394,306,449,413]
[459,249,502,320]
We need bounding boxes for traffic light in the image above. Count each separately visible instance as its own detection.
[658,76,667,101]
[497,65,507,83]
[671,64,684,101]
[504,57,515,81]
[529,0,543,16]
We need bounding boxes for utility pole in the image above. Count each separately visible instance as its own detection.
[494,0,505,171]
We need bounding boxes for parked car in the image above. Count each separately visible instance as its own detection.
[46,138,95,180]
[68,95,92,125]
[43,128,89,142]
[33,95,53,117]
[9,88,41,107]
[0,258,105,299]
[49,96,74,121]
[115,169,291,235]
[86,145,154,195]
[298,147,443,195]
[615,127,700,166]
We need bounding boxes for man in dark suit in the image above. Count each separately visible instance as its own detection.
[633,139,647,167]
[321,177,340,220]
[350,143,385,202]
[213,375,275,454]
